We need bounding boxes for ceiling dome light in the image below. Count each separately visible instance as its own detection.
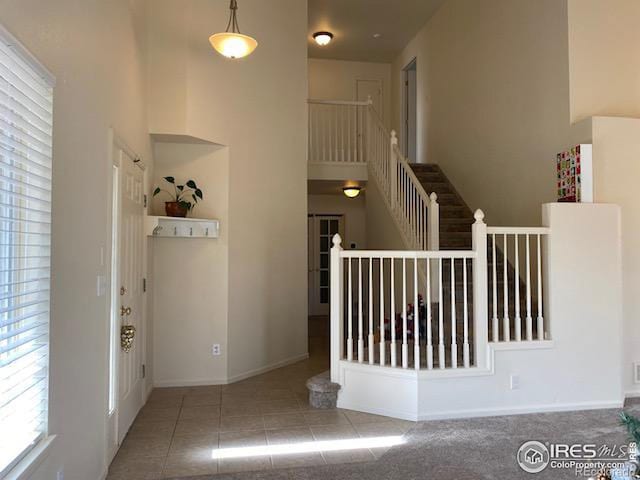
[210,0,258,59]
[343,186,361,198]
[313,31,334,46]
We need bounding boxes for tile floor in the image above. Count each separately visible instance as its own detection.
[107,318,412,480]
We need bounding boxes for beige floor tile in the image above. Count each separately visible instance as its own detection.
[173,418,220,437]
[271,452,325,468]
[118,435,172,459]
[221,402,262,417]
[168,433,218,456]
[266,426,313,445]
[127,420,176,439]
[144,396,184,409]
[219,415,265,432]
[161,451,217,478]
[310,424,359,441]
[304,410,350,426]
[262,412,307,430]
[136,406,181,423]
[188,385,222,395]
[218,456,272,474]
[182,393,221,407]
[369,446,392,459]
[219,430,267,448]
[322,448,376,465]
[179,405,220,421]
[259,399,302,415]
[108,455,165,480]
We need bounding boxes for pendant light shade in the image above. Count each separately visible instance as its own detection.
[210,0,258,59]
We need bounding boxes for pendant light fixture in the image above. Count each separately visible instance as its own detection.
[209,0,258,59]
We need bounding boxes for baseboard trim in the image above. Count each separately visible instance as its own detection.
[153,377,228,388]
[625,389,640,399]
[227,353,310,384]
[153,353,310,388]
[417,400,624,421]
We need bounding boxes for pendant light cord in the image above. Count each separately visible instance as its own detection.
[225,0,242,34]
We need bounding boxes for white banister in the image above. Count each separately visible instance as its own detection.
[472,210,489,369]
[308,99,439,255]
[330,234,344,383]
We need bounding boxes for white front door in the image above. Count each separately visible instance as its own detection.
[308,215,343,316]
[107,138,145,462]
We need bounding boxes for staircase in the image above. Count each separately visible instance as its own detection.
[408,164,473,250]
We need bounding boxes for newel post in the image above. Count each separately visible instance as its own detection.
[390,130,398,211]
[330,234,344,383]
[472,210,489,369]
[428,192,440,251]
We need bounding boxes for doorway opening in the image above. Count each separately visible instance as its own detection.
[402,59,417,163]
[308,214,344,317]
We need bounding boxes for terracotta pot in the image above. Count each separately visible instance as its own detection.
[165,201,188,218]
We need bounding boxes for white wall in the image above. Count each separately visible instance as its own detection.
[309,58,392,128]
[590,117,640,396]
[0,0,152,479]
[390,0,585,227]
[308,194,367,250]
[568,0,640,123]
[147,0,309,381]
[151,142,229,386]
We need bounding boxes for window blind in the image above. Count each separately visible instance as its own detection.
[0,31,53,478]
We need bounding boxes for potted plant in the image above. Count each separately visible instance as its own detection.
[153,177,203,218]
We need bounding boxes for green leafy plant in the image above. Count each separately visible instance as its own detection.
[153,177,203,212]
[620,411,640,446]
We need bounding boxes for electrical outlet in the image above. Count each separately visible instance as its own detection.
[212,344,221,356]
[634,363,640,384]
[57,469,64,480]
[96,275,107,297]
[510,374,520,390]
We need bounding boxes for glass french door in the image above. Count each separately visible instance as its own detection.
[308,215,343,316]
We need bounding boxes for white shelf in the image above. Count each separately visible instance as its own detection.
[145,216,220,238]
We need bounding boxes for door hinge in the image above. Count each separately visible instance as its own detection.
[142,278,147,292]
[142,364,146,378]
[143,194,148,208]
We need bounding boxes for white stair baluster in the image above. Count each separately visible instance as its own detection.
[526,234,533,341]
[537,234,544,340]
[503,233,510,342]
[438,258,445,368]
[426,258,433,370]
[390,258,397,367]
[491,234,499,342]
[379,258,385,366]
[347,259,353,361]
[451,258,457,369]
[358,258,364,362]
[463,258,470,368]
[402,258,408,369]
[514,234,521,341]
[414,256,420,370]
[368,258,374,364]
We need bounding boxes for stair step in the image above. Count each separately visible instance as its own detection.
[408,163,440,173]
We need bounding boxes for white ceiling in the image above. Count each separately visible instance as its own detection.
[308,0,446,63]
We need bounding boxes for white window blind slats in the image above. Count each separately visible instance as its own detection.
[0,29,52,477]
[0,163,52,189]
[0,88,52,137]
[0,49,52,101]
[0,102,51,147]
[0,310,48,329]
[0,142,52,175]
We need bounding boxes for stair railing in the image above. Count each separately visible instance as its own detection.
[363,103,439,251]
[307,98,439,252]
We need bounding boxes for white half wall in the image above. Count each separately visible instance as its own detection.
[338,203,624,420]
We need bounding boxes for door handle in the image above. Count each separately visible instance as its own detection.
[121,306,132,317]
